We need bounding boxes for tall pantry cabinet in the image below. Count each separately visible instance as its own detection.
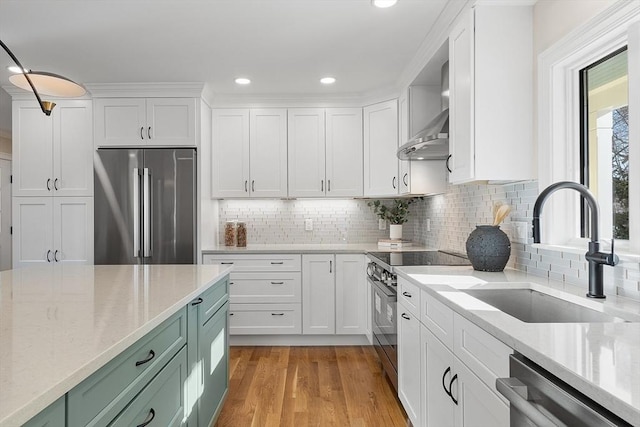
[12,100,94,268]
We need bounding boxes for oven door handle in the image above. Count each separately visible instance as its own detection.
[496,378,559,427]
[369,278,396,298]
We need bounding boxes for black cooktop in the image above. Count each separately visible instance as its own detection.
[368,251,471,268]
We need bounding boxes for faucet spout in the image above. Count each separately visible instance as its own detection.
[532,181,617,299]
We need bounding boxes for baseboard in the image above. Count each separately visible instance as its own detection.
[229,334,370,346]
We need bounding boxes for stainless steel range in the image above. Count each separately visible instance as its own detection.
[367,250,470,391]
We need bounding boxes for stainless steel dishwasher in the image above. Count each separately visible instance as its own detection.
[497,353,632,426]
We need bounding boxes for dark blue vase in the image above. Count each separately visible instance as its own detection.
[465,225,511,272]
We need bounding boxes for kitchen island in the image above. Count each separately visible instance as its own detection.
[0,264,232,427]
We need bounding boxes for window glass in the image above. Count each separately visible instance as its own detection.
[580,47,628,240]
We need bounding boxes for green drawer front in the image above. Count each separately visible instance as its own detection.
[23,396,65,427]
[108,347,187,427]
[68,308,187,427]
[199,277,228,325]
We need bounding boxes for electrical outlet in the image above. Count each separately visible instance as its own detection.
[378,219,386,230]
[513,221,529,243]
[305,219,313,231]
[426,218,431,232]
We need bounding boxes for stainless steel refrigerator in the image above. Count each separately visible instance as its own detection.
[94,148,196,264]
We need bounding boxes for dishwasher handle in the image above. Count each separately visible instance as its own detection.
[496,378,562,427]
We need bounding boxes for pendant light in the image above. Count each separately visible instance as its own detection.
[1,39,85,116]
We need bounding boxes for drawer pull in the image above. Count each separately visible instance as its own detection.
[136,408,155,427]
[401,313,410,320]
[270,281,285,285]
[191,297,203,306]
[271,313,285,316]
[270,261,284,265]
[135,350,155,367]
[221,262,234,265]
[402,291,412,298]
[229,313,234,316]
[229,282,235,285]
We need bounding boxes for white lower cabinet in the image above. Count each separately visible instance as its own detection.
[302,254,335,334]
[203,254,302,335]
[397,277,511,427]
[335,254,366,335]
[12,197,93,268]
[398,305,422,426]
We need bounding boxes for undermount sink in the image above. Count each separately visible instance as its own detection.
[462,288,627,323]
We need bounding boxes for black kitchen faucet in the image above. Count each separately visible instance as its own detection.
[532,181,618,299]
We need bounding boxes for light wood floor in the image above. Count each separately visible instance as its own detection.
[215,346,408,427]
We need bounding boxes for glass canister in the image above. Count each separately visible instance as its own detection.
[224,221,236,246]
[236,222,247,247]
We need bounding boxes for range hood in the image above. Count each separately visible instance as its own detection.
[397,109,449,160]
[397,61,449,161]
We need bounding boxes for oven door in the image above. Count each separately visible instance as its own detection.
[370,276,398,389]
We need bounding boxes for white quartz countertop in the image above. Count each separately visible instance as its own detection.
[395,266,640,425]
[202,243,433,253]
[0,264,232,427]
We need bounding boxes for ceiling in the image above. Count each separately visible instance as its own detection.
[0,0,449,101]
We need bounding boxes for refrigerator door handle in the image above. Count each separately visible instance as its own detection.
[133,168,141,257]
[143,167,152,258]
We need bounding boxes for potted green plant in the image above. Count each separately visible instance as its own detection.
[367,198,420,239]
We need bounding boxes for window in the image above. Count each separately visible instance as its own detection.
[538,1,640,254]
[579,47,629,241]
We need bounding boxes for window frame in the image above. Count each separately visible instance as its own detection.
[538,1,640,255]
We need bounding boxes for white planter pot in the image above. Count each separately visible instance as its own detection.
[389,224,403,240]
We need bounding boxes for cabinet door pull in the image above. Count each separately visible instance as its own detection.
[46,250,52,262]
[135,350,155,366]
[191,297,203,306]
[140,126,144,140]
[244,180,248,192]
[221,262,234,265]
[402,291,412,298]
[392,176,397,189]
[229,281,235,285]
[54,178,59,191]
[136,408,155,427]
[328,179,331,192]
[229,312,235,316]
[442,367,452,397]
[401,313,410,320]
[147,126,151,139]
[54,250,59,262]
[449,374,459,405]
[329,260,332,273]
[252,180,255,192]
[46,178,51,191]
[270,261,284,265]
[271,312,285,316]
[321,180,324,192]
[403,173,408,186]
[270,281,284,285]
[446,154,452,173]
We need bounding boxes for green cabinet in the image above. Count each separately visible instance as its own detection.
[107,347,188,427]
[187,278,230,427]
[23,396,65,427]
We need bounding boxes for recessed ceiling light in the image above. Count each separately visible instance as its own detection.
[7,65,29,74]
[235,77,251,85]
[372,0,397,8]
[320,77,336,85]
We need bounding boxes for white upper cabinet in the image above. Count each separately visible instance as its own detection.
[249,109,288,198]
[288,109,326,197]
[364,99,399,197]
[94,98,197,147]
[13,100,93,197]
[325,108,363,197]
[449,4,533,183]
[211,109,287,198]
[288,108,363,198]
[211,109,250,198]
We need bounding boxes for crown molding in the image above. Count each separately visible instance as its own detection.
[84,82,205,98]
